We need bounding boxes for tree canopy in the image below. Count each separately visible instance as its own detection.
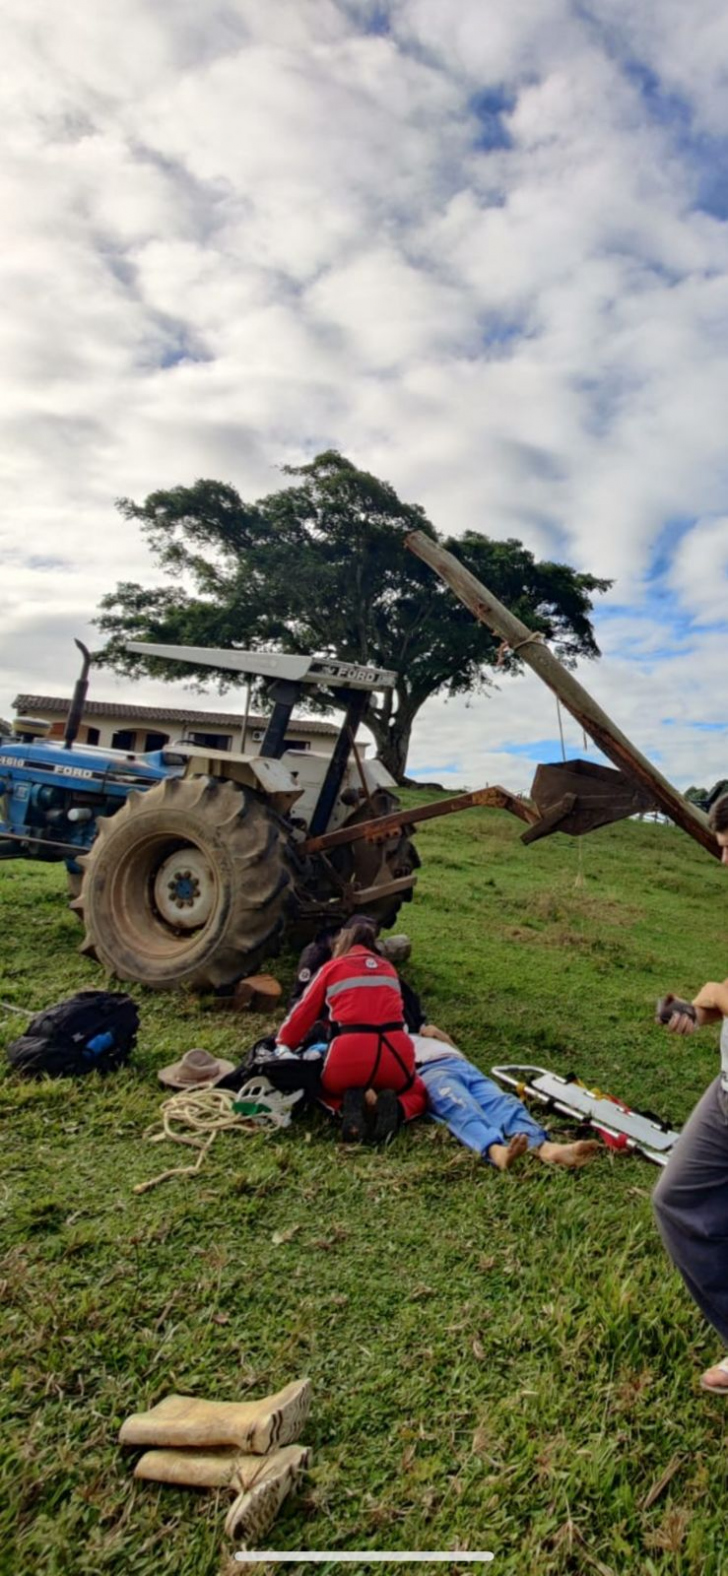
[97,451,612,781]
[685,781,728,810]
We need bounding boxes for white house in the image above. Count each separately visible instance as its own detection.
[12,693,342,758]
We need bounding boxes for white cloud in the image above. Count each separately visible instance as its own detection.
[2,0,728,795]
[592,0,728,137]
[408,613,728,792]
[668,516,728,623]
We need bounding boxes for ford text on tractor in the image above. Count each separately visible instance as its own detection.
[0,642,419,991]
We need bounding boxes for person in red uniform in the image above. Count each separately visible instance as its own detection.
[276,918,427,1143]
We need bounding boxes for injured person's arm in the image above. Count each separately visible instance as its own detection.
[419,1023,457,1046]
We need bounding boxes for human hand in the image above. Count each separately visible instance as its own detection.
[656,994,698,1033]
[420,1023,456,1046]
[667,1010,699,1035]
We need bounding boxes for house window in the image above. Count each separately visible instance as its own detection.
[85,726,100,746]
[112,730,137,751]
[144,731,169,751]
[187,732,232,751]
[283,739,311,752]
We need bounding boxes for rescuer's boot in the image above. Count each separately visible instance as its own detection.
[340,1086,368,1143]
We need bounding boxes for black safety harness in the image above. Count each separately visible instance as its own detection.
[328,1019,414,1093]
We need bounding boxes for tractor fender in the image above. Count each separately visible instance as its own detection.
[358,757,398,793]
[177,747,303,813]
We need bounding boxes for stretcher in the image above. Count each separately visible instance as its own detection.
[490,1063,681,1166]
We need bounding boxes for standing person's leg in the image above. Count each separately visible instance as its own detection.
[419,1057,528,1170]
[653,1076,728,1382]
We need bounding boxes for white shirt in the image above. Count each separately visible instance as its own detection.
[411,1033,466,1068]
[720,1017,728,1090]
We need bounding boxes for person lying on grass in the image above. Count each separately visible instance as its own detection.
[282,919,595,1161]
[412,1026,600,1171]
[653,792,728,1396]
[276,918,427,1144]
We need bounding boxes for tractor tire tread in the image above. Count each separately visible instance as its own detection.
[75,775,294,991]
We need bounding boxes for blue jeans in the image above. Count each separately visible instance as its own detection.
[419,1055,549,1163]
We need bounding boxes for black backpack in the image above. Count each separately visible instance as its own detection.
[216,1037,324,1098]
[6,990,139,1078]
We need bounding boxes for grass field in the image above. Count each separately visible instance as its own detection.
[2,799,728,1576]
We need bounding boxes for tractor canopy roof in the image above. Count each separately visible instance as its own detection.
[126,644,396,692]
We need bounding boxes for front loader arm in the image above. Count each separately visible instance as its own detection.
[302,786,538,855]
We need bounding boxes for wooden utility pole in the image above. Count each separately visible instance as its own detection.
[406,530,719,860]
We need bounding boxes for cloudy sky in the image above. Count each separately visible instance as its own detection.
[3,0,728,792]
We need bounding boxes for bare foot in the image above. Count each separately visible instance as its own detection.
[488,1133,529,1171]
[700,1358,728,1392]
[537,1139,600,1168]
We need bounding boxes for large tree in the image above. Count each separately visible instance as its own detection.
[97,451,611,782]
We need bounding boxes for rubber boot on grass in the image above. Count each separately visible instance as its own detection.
[119,1378,311,1453]
[224,1445,311,1542]
[133,1440,310,1492]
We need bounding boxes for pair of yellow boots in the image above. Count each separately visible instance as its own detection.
[119,1378,311,1543]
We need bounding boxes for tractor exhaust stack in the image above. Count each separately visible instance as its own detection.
[63,640,92,750]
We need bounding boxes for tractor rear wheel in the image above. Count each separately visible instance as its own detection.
[73,776,293,991]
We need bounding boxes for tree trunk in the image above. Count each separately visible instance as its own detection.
[365,703,415,785]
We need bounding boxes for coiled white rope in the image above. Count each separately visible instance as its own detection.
[135,1080,301,1194]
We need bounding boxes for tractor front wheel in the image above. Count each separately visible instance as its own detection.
[73,776,292,991]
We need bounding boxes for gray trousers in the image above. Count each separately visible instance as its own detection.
[653,1076,728,1345]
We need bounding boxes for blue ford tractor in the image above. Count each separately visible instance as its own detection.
[0,641,419,991]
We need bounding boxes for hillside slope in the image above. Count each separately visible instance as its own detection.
[1,803,727,1576]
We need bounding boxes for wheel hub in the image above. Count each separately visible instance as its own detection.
[154,848,215,930]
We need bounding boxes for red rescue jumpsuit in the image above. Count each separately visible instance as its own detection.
[277,945,427,1122]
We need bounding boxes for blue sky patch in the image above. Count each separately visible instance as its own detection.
[411,762,461,776]
[157,322,212,370]
[623,56,728,220]
[646,516,696,583]
[364,6,390,35]
[623,57,693,134]
[480,316,522,350]
[469,87,515,152]
[501,738,565,761]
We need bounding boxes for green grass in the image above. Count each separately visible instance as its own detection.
[3,801,728,1576]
